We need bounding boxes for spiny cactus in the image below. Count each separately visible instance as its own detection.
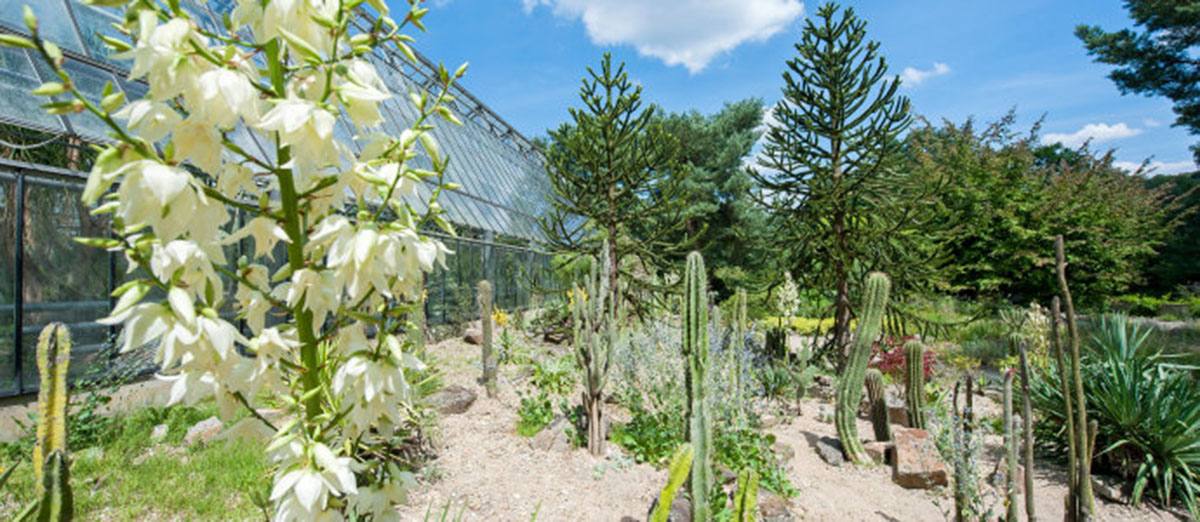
[683,251,712,521]
[730,288,748,413]
[866,368,891,442]
[1055,235,1094,520]
[904,340,927,429]
[1003,370,1018,522]
[764,326,787,361]
[835,272,891,464]
[733,468,759,522]
[650,443,694,522]
[1018,341,1038,522]
[477,280,497,398]
[34,323,71,486]
[573,243,615,456]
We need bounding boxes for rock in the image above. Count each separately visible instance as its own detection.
[1092,474,1128,504]
[815,436,845,467]
[646,494,691,522]
[426,385,478,415]
[150,423,169,442]
[886,393,909,426]
[813,374,834,387]
[183,416,224,447]
[542,331,566,344]
[762,413,780,428]
[864,441,893,464]
[217,417,275,443]
[772,441,796,464]
[529,418,573,452]
[759,490,795,521]
[891,427,949,489]
[463,328,483,345]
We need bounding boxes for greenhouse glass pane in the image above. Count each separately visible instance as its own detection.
[0,171,15,395]
[0,48,64,132]
[68,1,124,67]
[0,0,82,53]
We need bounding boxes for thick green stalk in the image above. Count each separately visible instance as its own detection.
[276,154,321,422]
[866,368,891,442]
[733,468,759,522]
[835,272,890,464]
[1051,296,1078,519]
[1056,235,1094,518]
[683,252,712,521]
[1004,371,1017,522]
[1018,342,1039,521]
[573,243,613,456]
[478,280,496,398]
[904,341,926,429]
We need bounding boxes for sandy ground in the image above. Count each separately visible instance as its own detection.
[397,338,1190,521]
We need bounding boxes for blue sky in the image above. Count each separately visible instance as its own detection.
[405,0,1198,174]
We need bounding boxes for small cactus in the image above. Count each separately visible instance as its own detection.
[683,252,712,522]
[904,341,927,429]
[478,280,496,398]
[650,443,694,522]
[733,468,759,522]
[866,368,891,442]
[835,272,891,464]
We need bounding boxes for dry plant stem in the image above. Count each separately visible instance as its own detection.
[1004,371,1018,522]
[1019,342,1038,522]
[1051,296,1078,520]
[1056,235,1095,519]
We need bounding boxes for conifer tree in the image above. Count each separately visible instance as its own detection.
[751,2,928,365]
[541,53,691,311]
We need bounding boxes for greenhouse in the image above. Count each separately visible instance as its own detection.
[0,0,556,397]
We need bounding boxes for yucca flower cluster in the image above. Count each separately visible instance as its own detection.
[3,0,462,519]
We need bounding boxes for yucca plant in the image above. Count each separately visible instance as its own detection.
[1031,312,1200,517]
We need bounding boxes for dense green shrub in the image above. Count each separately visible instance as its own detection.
[516,390,556,437]
[1031,314,1200,516]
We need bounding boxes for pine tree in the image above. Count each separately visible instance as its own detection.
[751,2,923,365]
[540,53,691,312]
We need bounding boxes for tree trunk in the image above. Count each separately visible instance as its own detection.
[607,234,619,314]
[583,391,604,456]
[833,270,851,371]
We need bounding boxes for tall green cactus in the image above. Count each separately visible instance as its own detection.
[34,323,71,486]
[478,280,496,398]
[835,272,891,464]
[18,323,74,521]
[573,243,615,456]
[904,340,927,429]
[650,443,694,522]
[866,368,891,442]
[1056,235,1094,520]
[1003,370,1018,522]
[733,468,759,522]
[730,288,748,412]
[683,251,712,521]
[1018,341,1038,522]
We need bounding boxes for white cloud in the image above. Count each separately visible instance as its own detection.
[1113,159,1197,175]
[900,62,950,87]
[1041,122,1142,148]
[1143,117,1161,128]
[521,0,805,73]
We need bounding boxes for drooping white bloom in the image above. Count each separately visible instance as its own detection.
[173,117,224,173]
[148,240,224,302]
[285,268,340,334]
[234,263,272,334]
[270,440,357,521]
[114,100,182,142]
[347,475,414,521]
[255,97,339,171]
[337,59,390,128]
[187,67,261,129]
[226,216,288,259]
[115,10,207,101]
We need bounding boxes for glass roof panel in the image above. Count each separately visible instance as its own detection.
[0,47,64,132]
[0,0,82,53]
[55,59,120,141]
[67,1,123,68]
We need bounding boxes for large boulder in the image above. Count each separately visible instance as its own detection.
[814,436,845,467]
[863,441,893,465]
[759,490,795,522]
[183,416,224,447]
[891,427,949,489]
[426,385,477,415]
[463,328,483,345]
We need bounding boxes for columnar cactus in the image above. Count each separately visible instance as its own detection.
[683,251,713,521]
[835,272,891,464]
[573,243,615,456]
[866,368,891,442]
[1003,371,1018,522]
[478,280,497,398]
[1018,341,1038,522]
[1055,235,1094,520]
[904,340,927,429]
[34,323,71,486]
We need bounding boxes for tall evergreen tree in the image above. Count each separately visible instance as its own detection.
[751,2,928,365]
[540,53,690,311]
[657,99,775,298]
[1077,1,1200,161]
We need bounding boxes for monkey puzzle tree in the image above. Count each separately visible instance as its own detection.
[751,2,928,365]
[540,53,691,312]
